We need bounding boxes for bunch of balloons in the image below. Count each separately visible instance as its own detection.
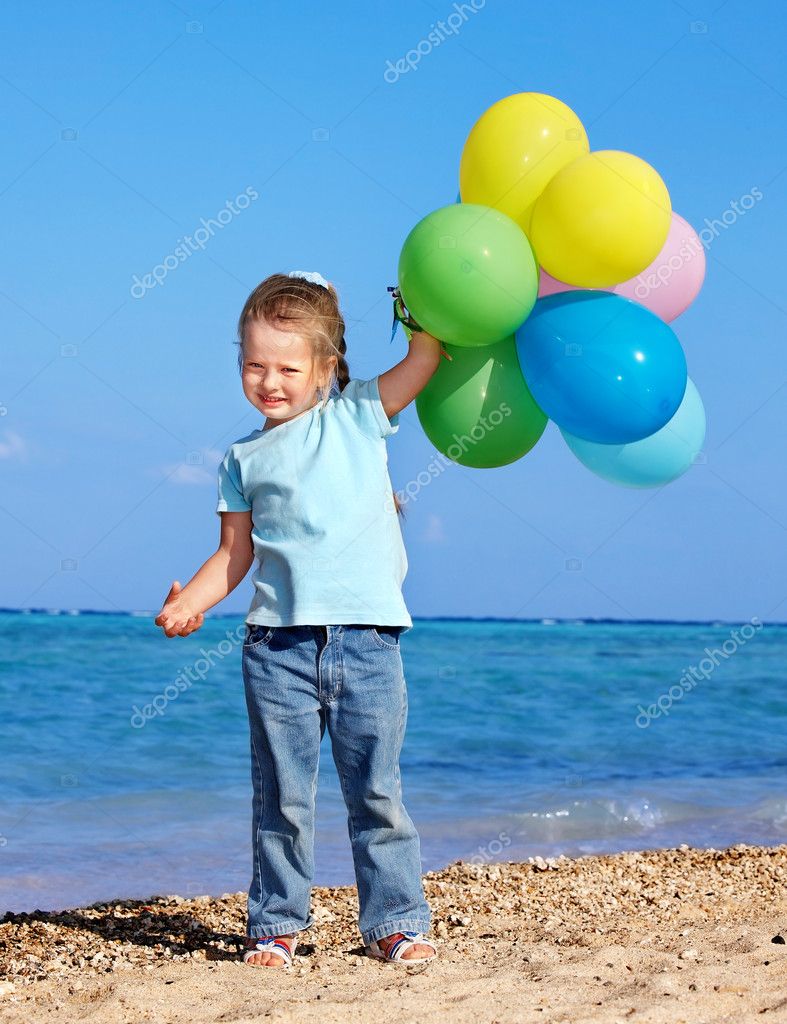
[397,92,706,487]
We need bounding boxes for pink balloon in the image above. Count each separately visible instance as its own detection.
[537,212,706,322]
[537,269,571,298]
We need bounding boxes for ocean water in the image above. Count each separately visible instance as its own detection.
[1,611,785,913]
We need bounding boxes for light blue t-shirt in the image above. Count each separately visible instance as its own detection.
[216,375,412,630]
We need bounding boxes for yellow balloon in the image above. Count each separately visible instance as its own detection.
[529,150,672,288]
[459,92,589,234]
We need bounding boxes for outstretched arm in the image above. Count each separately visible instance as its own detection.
[378,330,450,420]
[154,510,254,637]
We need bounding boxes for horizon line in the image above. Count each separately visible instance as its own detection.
[0,609,783,627]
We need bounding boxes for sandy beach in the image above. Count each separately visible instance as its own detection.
[2,843,786,1023]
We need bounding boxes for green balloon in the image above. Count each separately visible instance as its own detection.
[398,203,538,348]
[415,335,548,468]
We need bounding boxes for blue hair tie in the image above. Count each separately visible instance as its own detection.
[288,270,330,290]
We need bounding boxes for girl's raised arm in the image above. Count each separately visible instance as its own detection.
[378,329,448,420]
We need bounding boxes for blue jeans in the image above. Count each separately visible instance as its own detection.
[241,622,432,947]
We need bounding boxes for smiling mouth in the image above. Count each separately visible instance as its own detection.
[261,396,286,404]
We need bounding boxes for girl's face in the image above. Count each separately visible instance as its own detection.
[241,317,335,427]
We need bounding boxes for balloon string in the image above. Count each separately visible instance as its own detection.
[387,285,422,343]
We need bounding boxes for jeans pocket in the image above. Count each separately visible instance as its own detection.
[243,624,275,648]
[370,625,403,649]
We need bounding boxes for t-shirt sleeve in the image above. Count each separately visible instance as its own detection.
[216,447,251,516]
[337,375,400,440]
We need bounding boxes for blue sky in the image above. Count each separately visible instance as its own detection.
[1,0,785,623]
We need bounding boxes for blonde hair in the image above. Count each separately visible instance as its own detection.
[236,273,404,518]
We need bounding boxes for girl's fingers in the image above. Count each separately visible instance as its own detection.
[157,611,201,637]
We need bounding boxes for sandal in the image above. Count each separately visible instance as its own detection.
[365,931,437,965]
[242,933,298,968]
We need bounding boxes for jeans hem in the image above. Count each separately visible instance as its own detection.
[362,917,432,946]
[247,918,313,938]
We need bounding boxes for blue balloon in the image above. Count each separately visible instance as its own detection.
[560,377,706,488]
[515,291,688,443]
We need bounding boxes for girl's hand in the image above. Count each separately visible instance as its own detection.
[408,327,453,362]
[421,333,453,362]
[154,580,205,638]
[393,288,452,362]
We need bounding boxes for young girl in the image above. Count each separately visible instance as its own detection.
[154,271,447,967]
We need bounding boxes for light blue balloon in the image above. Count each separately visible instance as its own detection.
[560,377,706,488]
[515,291,688,443]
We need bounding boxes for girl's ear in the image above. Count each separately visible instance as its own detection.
[313,358,335,395]
[322,356,338,389]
